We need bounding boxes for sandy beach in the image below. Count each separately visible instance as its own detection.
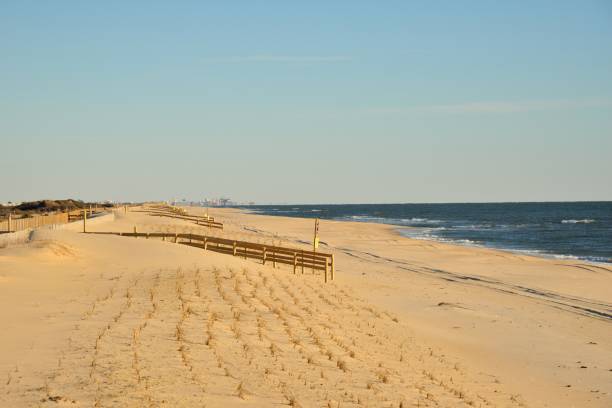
[1,207,611,407]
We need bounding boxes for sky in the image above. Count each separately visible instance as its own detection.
[1,1,611,204]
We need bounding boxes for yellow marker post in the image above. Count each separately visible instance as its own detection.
[313,218,320,250]
[313,218,320,275]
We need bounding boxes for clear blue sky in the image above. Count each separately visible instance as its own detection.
[1,1,611,203]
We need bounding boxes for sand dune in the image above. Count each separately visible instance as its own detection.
[1,208,610,407]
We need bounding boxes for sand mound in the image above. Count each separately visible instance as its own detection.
[29,241,79,258]
[1,199,113,216]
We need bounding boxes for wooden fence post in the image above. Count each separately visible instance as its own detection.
[301,250,304,274]
[204,237,208,250]
[331,255,335,280]
[174,233,178,243]
[83,209,87,233]
[293,252,297,274]
[233,241,237,256]
[134,226,137,238]
[262,247,267,265]
[324,258,329,283]
[7,213,11,233]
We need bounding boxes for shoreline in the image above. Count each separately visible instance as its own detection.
[395,227,612,266]
[241,207,612,265]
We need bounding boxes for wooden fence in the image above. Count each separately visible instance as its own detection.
[147,210,216,222]
[0,212,68,233]
[133,205,223,229]
[147,213,223,229]
[1,207,109,233]
[87,231,335,282]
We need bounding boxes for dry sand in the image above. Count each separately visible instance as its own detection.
[1,207,610,407]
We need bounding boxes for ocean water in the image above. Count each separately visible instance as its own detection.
[241,202,612,264]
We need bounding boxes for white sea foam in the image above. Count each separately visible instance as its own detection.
[550,254,580,260]
[398,229,479,246]
[561,219,595,224]
[346,216,441,226]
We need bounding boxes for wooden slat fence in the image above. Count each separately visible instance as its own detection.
[67,208,107,221]
[146,213,223,229]
[87,231,335,282]
[146,210,215,222]
[0,212,69,233]
[131,205,223,229]
[1,207,110,233]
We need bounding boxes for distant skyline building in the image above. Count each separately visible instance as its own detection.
[171,197,247,207]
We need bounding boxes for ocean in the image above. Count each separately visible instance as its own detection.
[241,202,612,264]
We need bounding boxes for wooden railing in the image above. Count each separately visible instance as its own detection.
[87,231,335,282]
